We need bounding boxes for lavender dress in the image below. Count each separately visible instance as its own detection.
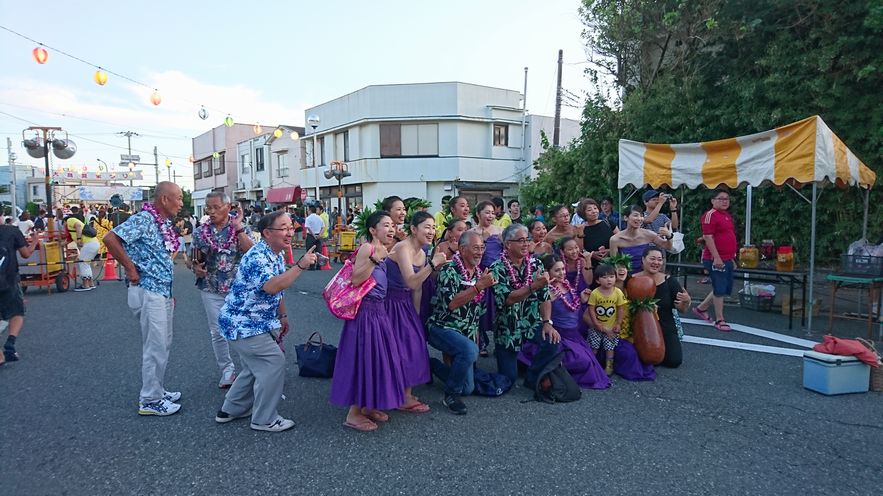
[619,243,649,274]
[519,295,611,389]
[330,258,407,410]
[384,258,431,387]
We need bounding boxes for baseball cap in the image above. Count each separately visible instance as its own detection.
[642,189,661,202]
[534,205,545,212]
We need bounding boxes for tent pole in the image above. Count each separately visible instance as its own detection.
[678,185,685,264]
[862,187,870,240]
[807,183,818,334]
[745,185,752,245]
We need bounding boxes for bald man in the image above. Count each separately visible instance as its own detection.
[104,182,185,416]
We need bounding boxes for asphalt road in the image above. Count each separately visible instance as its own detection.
[1,255,882,495]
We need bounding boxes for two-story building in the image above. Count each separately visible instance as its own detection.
[191,123,254,217]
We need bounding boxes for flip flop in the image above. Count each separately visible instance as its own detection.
[363,410,389,423]
[396,401,431,414]
[714,320,732,332]
[692,307,712,323]
[343,418,378,432]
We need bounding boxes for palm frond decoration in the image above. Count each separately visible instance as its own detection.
[353,206,375,240]
[373,199,385,212]
[602,253,633,271]
[404,197,432,211]
[628,297,659,313]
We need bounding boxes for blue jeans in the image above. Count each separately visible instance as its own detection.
[427,325,478,395]
[496,325,560,385]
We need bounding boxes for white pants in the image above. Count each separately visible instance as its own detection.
[127,286,174,404]
[200,291,235,381]
[78,240,100,280]
[221,333,285,425]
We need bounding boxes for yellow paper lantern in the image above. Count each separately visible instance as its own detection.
[150,90,162,106]
[273,128,283,138]
[94,69,108,86]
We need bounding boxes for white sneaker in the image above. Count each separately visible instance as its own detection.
[215,409,252,424]
[138,399,181,416]
[162,391,182,402]
[250,416,295,432]
[218,372,236,389]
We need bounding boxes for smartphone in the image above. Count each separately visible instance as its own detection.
[316,254,330,266]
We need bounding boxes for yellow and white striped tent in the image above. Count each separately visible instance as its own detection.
[618,115,875,190]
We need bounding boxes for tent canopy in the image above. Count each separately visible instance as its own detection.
[618,116,875,190]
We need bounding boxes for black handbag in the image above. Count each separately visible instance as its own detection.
[295,332,337,378]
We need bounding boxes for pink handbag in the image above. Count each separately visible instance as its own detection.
[323,246,377,320]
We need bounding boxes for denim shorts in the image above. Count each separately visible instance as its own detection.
[702,259,734,296]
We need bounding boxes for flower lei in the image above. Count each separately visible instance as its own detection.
[142,202,180,253]
[550,279,580,311]
[566,256,583,288]
[453,253,484,304]
[199,218,237,253]
[502,249,533,289]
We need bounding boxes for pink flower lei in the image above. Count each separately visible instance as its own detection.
[142,202,180,253]
[453,253,484,304]
[199,218,237,253]
[502,249,533,289]
[566,256,583,288]
[550,279,580,311]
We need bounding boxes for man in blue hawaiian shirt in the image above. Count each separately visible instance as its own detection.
[191,192,253,389]
[104,182,184,417]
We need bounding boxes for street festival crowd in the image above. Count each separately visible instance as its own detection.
[0,181,743,433]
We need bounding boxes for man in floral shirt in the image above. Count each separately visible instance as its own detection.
[426,231,496,415]
[490,224,560,385]
[191,192,253,389]
[104,182,184,417]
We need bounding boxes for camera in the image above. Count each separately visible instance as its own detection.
[315,253,330,266]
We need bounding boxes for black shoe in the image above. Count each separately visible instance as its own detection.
[443,394,467,415]
[4,349,20,362]
[479,344,489,358]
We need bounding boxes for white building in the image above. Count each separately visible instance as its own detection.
[234,133,272,204]
[293,82,579,215]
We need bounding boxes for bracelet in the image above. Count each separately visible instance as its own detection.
[296,262,307,270]
[368,255,381,266]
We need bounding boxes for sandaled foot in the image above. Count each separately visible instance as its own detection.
[692,307,712,323]
[397,401,431,413]
[343,417,378,432]
[714,319,732,332]
[361,409,389,423]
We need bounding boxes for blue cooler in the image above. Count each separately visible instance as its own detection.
[803,350,870,395]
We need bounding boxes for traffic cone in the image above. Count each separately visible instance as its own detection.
[102,252,117,281]
[286,245,295,265]
[321,244,332,270]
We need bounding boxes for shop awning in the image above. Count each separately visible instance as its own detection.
[266,186,301,204]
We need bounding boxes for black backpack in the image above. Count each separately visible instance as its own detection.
[531,352,581,403]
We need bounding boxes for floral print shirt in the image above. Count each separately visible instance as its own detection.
[191,221,251,294]
[490,256,549,351]
[112,210,174,298]
[426,263,486,342]
[218,240,284,341]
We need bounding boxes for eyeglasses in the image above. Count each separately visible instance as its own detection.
[204,205,226,212]
[507,238,531,244]
[713,197,730,202]
[266,226,295,232]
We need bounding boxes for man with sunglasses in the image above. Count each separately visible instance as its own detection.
[191,192,253,389]
[490,224,560,386]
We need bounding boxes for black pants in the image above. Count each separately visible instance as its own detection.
[305,234,323,269]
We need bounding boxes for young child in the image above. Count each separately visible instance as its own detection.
[584,264,628,375]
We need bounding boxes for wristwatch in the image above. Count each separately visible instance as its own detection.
[542,319,553,326]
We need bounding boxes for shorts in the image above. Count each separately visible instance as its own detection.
[0,282,25,320]
[702,259,734,297]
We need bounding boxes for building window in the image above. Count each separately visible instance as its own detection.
[277,153,288,177]
[202,159,212,177]
[381,123,438,158]
[335,131,349,162]
[33,185,39,197]
[318,137,326,166]
[215,152,225,175]
[255,147,265,172]
[194,161,202,179]
[240,154,249,174]
[493,124,509,146]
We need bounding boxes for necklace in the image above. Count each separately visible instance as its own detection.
[453,253,483,304]
[142,202,179,253]
[550,280,580,311]
[199,218,237,253]
[502,250,533,289]
[566,257,583,287]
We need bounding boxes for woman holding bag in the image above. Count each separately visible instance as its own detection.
[330,210,408,432]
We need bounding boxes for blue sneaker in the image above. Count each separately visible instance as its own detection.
[163,391,182,402]
[138,399,181,416]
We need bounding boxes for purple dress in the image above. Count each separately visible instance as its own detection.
[619,243,649,274]
[478,235,504,344]
[330,258,407,410]
[566,267,591,336]
[596,340,656,381]
[518,295,611,389]
[384,258,431,387]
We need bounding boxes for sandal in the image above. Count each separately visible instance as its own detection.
[396,401,431,414]
[692,307,712,323]
[362,409,389,423]
[713,319,732,332]
[343,417,378,432]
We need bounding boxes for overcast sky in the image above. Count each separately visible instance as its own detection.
[0,0,591,191]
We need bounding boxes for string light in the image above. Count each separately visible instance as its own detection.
[32,46,48,64]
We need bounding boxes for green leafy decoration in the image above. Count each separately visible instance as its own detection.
[602,253,633,271]
[628,297,659,314]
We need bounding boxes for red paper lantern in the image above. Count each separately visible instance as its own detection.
[32,47,48,64]
[626,275,657,299]
[150,90,162,106]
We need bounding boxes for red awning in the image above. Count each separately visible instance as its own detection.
[266,186,301,204]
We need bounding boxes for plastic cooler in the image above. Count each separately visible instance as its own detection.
[803,351,870,395]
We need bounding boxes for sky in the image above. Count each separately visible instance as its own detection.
[0,0,592,192]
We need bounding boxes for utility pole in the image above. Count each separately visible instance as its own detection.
[6,137,16,213]
[519,67,528,185]
[153,146,159,188]
[553,49,563,148]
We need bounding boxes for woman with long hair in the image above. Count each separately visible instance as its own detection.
[528,219,553,256]
[471,201,504,357]
[330,211,408,432]
[382,196,408,245]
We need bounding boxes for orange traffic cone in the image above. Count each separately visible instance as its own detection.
[321,244,332,270]
[286,245,295,265]
[102,252,117,281]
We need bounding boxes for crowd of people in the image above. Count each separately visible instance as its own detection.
[2,183,739,435]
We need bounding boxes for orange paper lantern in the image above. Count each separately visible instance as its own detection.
[150,90,162,106]
[94,69,108,85]
[32,47,48,64]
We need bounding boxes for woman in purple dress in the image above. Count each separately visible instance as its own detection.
[609,205,672,273]
[330,211,408,432]
[387,211,448,413]
[472,201,504,357]
[519,254,610,389]
[558,236,594,335]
